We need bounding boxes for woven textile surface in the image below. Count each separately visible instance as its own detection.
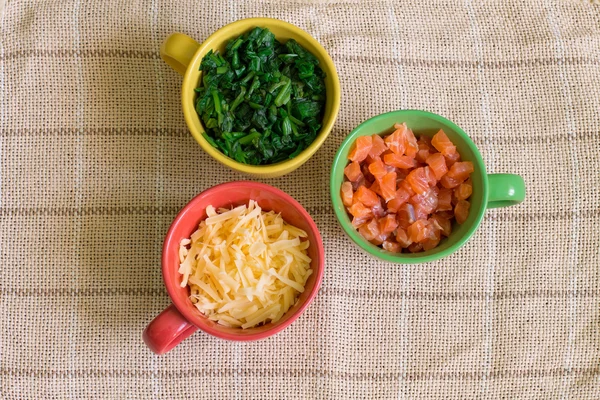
[1,0,599,398]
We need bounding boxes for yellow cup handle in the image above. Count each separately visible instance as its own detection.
[160,33,200,76]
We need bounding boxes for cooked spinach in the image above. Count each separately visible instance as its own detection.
[194,27,326,165]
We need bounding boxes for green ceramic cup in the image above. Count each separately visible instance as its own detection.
[330,110,526,263]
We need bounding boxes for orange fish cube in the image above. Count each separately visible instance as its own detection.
[383,153,417,169]
[368,158,388,179]
[387,187,411,212]
[454,200,470,224]
[354,185,380,208]
[426,153,448,180]
[382,240,402,253]
[378,172,397,202]
[405,167,430,194]
[447,161,474,182]
[379,214,399,234]
[444,151,461,167]
[407,219,431,243]
[431,129,457,157]
[403,128,419,158]
[437,188,453,211]
[385,125,407,155]
[341,181,353,207]
[430,213,452,237]
[455,179,473,201]
[369,134,388,158]
[422,228,441,251]
[440,174,461,189]
[397,203,416,229]
[348,202,373,219]
[344,161,363,182]
[395,228,412,248]
[348,135,373,162]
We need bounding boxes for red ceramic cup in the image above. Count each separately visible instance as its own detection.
[143,181,325,354]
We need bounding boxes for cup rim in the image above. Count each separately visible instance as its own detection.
[162,181,325,340]
[330,109,489,263]
[181,18,341,176]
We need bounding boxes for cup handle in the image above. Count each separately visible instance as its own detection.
[143,304,199,355]
[486,174,526,209]
[160,33,200,76]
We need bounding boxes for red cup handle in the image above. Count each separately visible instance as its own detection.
[143,304,198,354]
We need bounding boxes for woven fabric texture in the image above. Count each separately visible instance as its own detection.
[1,0,599,399]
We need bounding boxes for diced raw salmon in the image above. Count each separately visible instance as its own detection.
[431,129,457,157]
[369,134,388,158]
[415,136,432,164]
[424,166,437,187]
[437,210,454,220]
[369,179,382,197]
[415,149,430,164]
[404,129,419,158]
[397,203,416,229]
[426,153,448,180]
[348,135,373,162]
[372,201,387,218]
[384,126,406,155]
[344,161,363,182]
[399,179,416,196]
[368,158,388,179]
[351,175,367,191]
[387,187,411,212]
[348,202,373,219]
[361,163,375,184]
[405,167,430,194]
[410,187,438,214]
[444,151,461,167]
[378,172,397,202]
[395,228,412,248]
[342,122,474,253]
[407,219,431,243]
[455,179,472,201]
[383,153,417,169]
[414,203,429,221]
[407,243,423,253]
[351,216,369,228]
[430,213,452,237]
[440,174,461,189]
[370,235,386,246]
[422,228,441,251]
[454,200,470,224]
[341,181,353,207]
[418,135,434,150]
[437,188,453,211]
[447,161,474,182]
[382,240,402,253]
[395,169,408,181]
[354,185,380,208]
[379,214,399,234]
[359,218,380,241]
[358,223,375,241]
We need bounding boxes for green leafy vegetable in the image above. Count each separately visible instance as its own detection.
[195,27,326,165]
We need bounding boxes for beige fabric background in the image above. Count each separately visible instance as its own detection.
[1,0,599,399]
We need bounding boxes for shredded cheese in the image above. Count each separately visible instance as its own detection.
[179,201,312,329]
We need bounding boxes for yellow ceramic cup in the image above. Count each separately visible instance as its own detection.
[160,18,341,178]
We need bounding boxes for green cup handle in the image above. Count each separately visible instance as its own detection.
[487,174,526,209]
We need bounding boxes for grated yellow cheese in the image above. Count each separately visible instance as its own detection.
[179,201,312,329]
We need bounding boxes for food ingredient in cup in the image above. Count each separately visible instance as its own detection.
[195,27,326,165]
[342,123,474,253]
[178,201,313,329]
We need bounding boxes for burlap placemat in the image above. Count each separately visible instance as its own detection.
[1,0,599,398]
